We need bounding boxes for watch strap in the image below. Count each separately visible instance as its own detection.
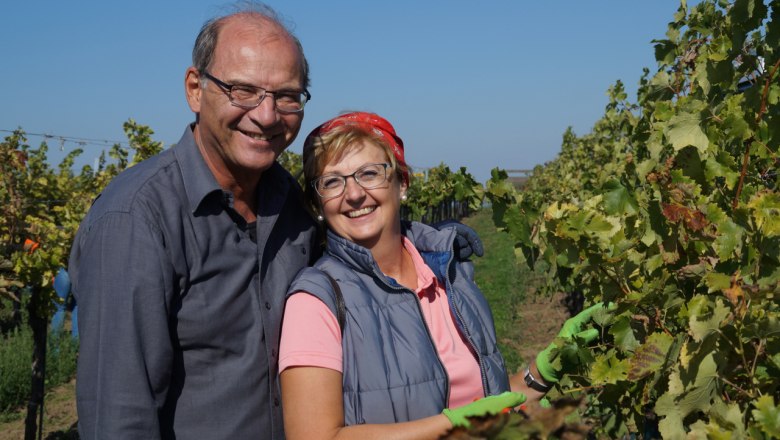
[523,367,552,393]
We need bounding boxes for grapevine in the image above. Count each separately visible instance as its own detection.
[0,119,162,438]
[404,163,484,223]
[486,0,779,437]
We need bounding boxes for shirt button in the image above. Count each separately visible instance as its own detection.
[265,302,271,310]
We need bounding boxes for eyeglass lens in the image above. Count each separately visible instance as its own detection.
[314,163,389,197]
[229,87,307,112]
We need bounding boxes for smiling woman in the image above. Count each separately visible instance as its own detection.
[277,111,539,440]
[317,144,406,255]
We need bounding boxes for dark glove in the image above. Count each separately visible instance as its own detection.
[432,219,484,260]
[442,391,526,428]
[535,302,611,383]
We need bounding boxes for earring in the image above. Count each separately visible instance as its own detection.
[316,214,324,222]
[401,194,408,201]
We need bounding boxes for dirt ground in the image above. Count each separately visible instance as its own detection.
[0,378,79,440]
[506,292,570,372]
[0,294,568,440]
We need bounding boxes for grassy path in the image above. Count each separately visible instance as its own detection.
[463,209,566,374]
[462,209,528,372]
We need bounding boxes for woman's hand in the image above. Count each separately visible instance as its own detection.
[442,391,526,428]
[535,302,614,383]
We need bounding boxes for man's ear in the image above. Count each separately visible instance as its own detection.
[184,67,203,114]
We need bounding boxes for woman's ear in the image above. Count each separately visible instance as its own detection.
[313,199,326,222]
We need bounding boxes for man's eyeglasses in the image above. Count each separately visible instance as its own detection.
[312,163,391,198]
[201,71,311,114]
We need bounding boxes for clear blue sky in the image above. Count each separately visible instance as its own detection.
[1,1,687,183]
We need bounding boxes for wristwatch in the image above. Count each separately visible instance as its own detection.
[523,367,552,393]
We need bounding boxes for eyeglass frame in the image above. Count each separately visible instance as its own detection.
[311,162,392,199]
[200,70,311,114]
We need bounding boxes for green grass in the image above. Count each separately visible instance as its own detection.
[462,209,537,373]
[0,324,78,421]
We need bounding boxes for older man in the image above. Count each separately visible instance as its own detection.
[70,5,316,439]
[71,3,482,439]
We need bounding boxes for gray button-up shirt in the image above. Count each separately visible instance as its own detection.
[70,125,318,439]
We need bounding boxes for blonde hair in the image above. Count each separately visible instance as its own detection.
[302,125,409,214]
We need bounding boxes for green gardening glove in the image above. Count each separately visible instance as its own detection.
[535,302,610,384]
[442,391,527,428]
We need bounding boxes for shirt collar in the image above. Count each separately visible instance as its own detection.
[402,237,438,296]
[172,124,223,214]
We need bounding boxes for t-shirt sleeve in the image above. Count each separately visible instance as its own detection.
[279,292,343,373]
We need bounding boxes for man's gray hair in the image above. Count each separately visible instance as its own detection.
[192,2,310,89]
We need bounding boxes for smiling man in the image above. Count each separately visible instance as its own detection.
[69,4,318,439]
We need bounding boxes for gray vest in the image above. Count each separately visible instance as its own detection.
[287,222,510,425]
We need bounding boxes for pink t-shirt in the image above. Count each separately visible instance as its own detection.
[279,238,484,409]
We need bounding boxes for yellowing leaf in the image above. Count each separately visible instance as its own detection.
[656,392,686,438]
[748,191,780,237]
[751,395,780,437]
[723,280,745,315]
[668,364,684,396]
[590,354,629,385]
[628,332,674,381]
[583,213,621,247]
[543,202,577,220]
[706,400,747,439]
[703,272,732,293]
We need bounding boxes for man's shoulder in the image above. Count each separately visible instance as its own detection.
[88,149,181,219]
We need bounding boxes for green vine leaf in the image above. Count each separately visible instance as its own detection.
[703,152,739,190]
[665,111,710,155]
[483,0,779,435]
[602,180,639,216]
[704,203,745,260]
[730,0,768,30]
[687,295,730,343]
[609,315,641,353]
[680,352,719,416]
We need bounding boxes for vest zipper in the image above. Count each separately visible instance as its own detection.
[442,254,490,397]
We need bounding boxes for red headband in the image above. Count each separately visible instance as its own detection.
[304,111,408,184]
